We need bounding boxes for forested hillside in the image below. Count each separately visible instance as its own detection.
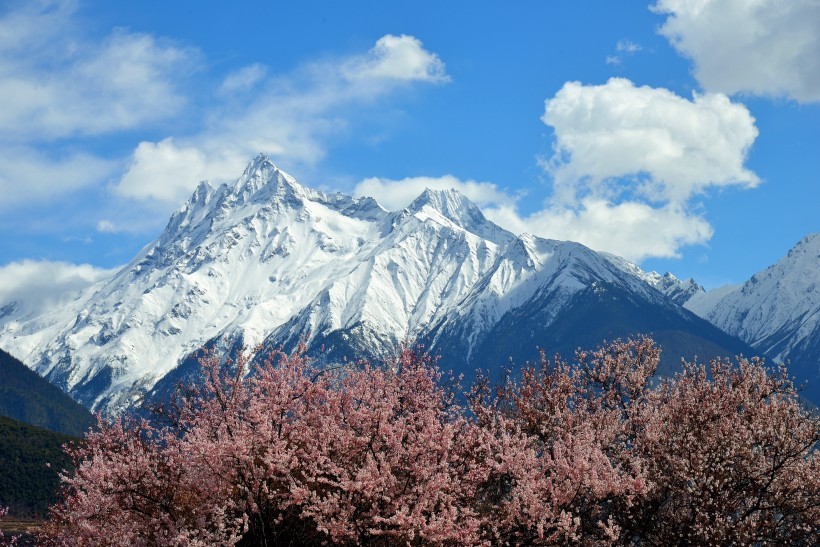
[0,415,76,518]
[0,348,94,437]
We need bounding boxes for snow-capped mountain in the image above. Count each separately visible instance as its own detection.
[685,234,820,402]
[0,156,755,413]
[432,242,749,381]
[650,273,705,306]
[602,253,706,306]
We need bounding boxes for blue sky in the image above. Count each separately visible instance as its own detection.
[0,0,818,302]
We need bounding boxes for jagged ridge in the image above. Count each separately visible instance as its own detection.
[0,156,764,413]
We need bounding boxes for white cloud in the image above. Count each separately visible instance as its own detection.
[0,3,196,141]
[343,34,449,83]
[116,139,217,203]
[0,4,450,219]
[96,220,118,233]
[535,78,758,259]
[0,260,118,320]
[0,0,73,56]
[542,78,759,204]
[219,63,267,95]
[606,39,642,65]
[616,40,642,54]
[354,175,515,211]
[354,172,714,261]
[0,1,195,211]
[359,78,760,262]
[113,34,450,205]
[0,146,116,209]
[653,0,820,102]
[485,200,714,262]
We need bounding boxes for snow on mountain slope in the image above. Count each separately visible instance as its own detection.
[264,187,517,358]
[0,155,765,413]
[684,283,741,317]
[0,157,392,411]
[435,238,676,362]
[0,156,533,413]
[430,233,561,357]
[652,274,705,306]
[602,253,705,306]
[432,236,753,383]
[684,234,820,397]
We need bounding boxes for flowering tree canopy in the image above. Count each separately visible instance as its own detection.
[40,338,819,546]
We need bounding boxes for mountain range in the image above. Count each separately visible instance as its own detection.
[0,156,816,413]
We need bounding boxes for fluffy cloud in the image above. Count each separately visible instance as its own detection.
[359,78,759,262]
[653,0,820,102]
[486,200,714,262]
[543,78,759,204]
[0,1,196,209]
[0,147,116,209]
[115,139,222,204]
[535,78,758,259]
[0,260,118,320]
[0,2,450,218]
[0,3,196,141]
[354,175,515,211]
[114,34,449,205]
[343,34,449,83]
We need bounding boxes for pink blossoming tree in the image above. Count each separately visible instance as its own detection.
[40,338,819,545]
[624,356,820,544]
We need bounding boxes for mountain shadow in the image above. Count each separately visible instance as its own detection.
[432,280,757,385]
[0,348,95,437]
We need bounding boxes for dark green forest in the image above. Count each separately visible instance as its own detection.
[0,415,77,518]
[0,348,94,437]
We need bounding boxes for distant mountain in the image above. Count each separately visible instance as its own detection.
[431,240,752,381]
[685,234,820,403]
[603,253,706,306]
[0,414,76,518]
[0,348,94,437]
[0,156,767,414]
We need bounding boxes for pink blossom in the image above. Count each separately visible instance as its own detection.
[40,338,819,545]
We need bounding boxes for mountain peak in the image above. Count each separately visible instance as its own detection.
[231,154,310,206]
[662,272,680,282]
[752,233,820,283]
[408,187,474,210]
[693,232,820,339]
[788,232,820,258]
[242,153,278,177]
[684,232,820,402]
[406,187,489,229]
